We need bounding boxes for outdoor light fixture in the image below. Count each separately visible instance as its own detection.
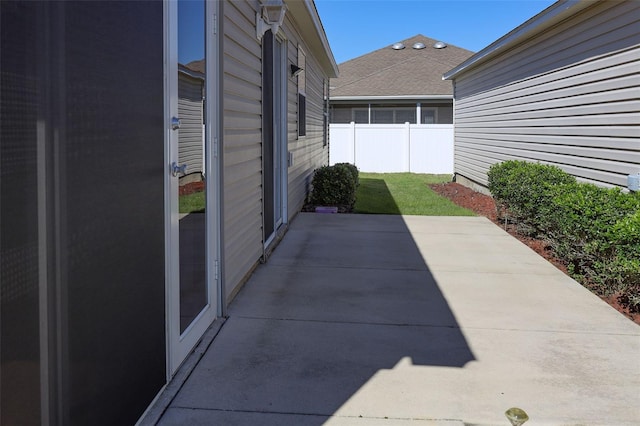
[290,64,303,77]
[256,0,287,40]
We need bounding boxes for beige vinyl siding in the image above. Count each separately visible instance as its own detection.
[452,1,640,189]
[285,22,330,216]
[178,73,204,176]
[220,1,333,300]
[222,0,263,299]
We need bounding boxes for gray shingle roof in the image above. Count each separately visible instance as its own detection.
[331,34,474,98]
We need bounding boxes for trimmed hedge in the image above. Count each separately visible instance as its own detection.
[309,163,359,208]
[487,160,576,236]
[487,160,640,310]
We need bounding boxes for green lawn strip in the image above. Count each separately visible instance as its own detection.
[179,191,205,214]
[354,173,475,216]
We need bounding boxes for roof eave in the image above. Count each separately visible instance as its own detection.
[330,95,452,101]
[443,0,592,80]
[286,0,339,78]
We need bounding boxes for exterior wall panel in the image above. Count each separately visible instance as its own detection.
[286,31,330,216]
[221,0,334,301]
[178,73,205,175]
[451,1,640,189]
[222,0,264,299]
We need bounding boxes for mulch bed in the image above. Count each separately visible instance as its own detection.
[179,181,205,196]
[429,182,640,325]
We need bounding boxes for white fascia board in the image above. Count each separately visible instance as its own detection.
[305,0,339,76]
[443,0,589,80]
[330,95,453,101]
[287,0,339,78]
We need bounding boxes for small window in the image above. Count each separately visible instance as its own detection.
[330,107,352,123]
[353,109,368,124]
[421,109,436,124]
[297,47,306,137]
[371,108,393,124]
[395,108,415,124]
[370,104,416,124]
[420,104,453,124]
[298,93,306,136]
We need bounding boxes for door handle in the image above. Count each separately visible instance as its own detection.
[171,117,181,130]
[171,162,187,177]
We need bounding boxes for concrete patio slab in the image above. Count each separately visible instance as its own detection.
[431,270,639,333]
[153,214,640,426]
[160,407,463,426]
[169,317,474,413]
[230,265,459,327]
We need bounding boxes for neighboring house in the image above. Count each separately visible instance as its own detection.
[178,63,206,180]
[329,34,473,173]
[444,0,640,192]
[0,1,337,425]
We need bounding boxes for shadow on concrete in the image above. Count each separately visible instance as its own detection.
[160,213,475,425]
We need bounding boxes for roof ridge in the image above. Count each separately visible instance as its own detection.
[337,34,429,66]
[333,55,425,90]
[337,34,470,66]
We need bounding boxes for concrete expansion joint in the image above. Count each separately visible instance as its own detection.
[326,414,466,424]
[235,315,463,330]
[461,325,640,336]
[169,406,466,425]
[268,263,429,273]
[336,414,465,422]
[432,269,560,276]
[167,406,339,419]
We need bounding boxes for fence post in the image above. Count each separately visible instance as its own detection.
[350,121,356,165]
[405,122,411,172]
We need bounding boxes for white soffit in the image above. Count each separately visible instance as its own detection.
[330,95,453,101]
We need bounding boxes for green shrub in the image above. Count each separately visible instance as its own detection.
[488,160,640,308]
[487,160,522,208]
[309,164,358,208]
[548,185,639,259]
[546,184,640,300]
[487,160,576,235]
[610,210,640,258]
[592,205,640,301]
[333,162,359,187]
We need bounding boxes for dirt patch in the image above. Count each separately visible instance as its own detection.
[429,182,640,325]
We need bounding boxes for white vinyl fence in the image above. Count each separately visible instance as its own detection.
[329,123,454,173]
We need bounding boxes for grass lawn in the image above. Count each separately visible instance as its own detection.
[180,191,205,214]
[354,173,475,216]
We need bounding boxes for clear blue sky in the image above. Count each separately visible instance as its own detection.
[315,0,557,64]
[178,0,205,65]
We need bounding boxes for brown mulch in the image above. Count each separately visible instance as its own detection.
[179,181,205,196]
[429,182,640,325]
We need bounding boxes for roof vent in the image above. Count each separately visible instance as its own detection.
[412,42,426,50]
[433,41,447,49]
[391,42,405,50]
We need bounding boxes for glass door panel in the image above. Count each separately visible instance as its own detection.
[166,0,217,377]
[177,0,207,334]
